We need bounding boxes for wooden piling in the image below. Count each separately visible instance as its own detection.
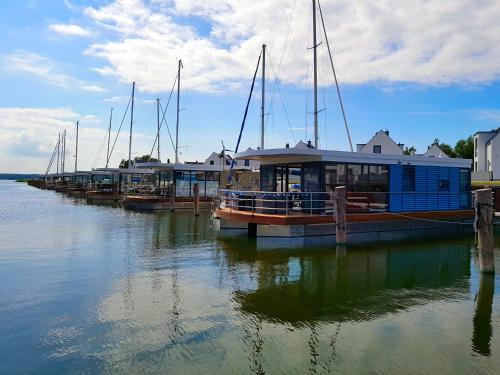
[170,183,176,212]
[335,186,347,244]
[193,182,200,216]
[474,189,495,274]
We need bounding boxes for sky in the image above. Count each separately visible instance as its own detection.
[1,0,500,173]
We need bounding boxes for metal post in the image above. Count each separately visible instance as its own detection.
[74,121,79,172]
[310,192,313,214]
[106,108,113,168]
[285,192,288,215]
[175,60,182,164]
[128,82,135,168]
[474,189,495,274]
[312,0,318,149]
[261,44,266,150]
[170,183,176,212]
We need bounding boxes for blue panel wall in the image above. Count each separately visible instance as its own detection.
[389,165,402,212]
[389,165,466,212]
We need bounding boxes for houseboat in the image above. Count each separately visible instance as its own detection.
[213,144,473,246]
[67,171,91,198]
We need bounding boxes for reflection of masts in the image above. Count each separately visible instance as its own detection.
[472,274,494,356]
[308,325,319,374]
[242,317,265,375]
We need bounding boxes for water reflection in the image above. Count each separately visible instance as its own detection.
[218,239,471,325]
[472,274,495,356]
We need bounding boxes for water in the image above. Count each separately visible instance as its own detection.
[1,180,499,374]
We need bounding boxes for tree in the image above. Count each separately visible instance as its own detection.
[119,155,159,168]
[429,139,456,158]
[403,146,417,155]
[454,136,474,159]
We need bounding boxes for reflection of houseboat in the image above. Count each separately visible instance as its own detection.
[214,144,473,246]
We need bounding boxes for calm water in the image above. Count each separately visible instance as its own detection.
[1,180,500,374]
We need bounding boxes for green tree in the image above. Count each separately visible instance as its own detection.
[403,146,417,155]
[454,136,474,159]
[438,143,457,158]
[119,155,159,168]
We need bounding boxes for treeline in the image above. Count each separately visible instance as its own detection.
[404,136,473,159]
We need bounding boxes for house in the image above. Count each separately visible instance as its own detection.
[356,130,404,155]
[204,150,259,170]
[473,129,500,180]
[423,144,449,158]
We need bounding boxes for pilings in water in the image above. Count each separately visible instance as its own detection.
[474,189,495,274]
[335,186,347,244]
[170,183,176,212]
[193,183,200,216]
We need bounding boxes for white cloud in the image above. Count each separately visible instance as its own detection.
[48,23,90,37]
[0,107,155,173]
[104,95,128,102]
[2,51,106,93]
[82,0,500,94]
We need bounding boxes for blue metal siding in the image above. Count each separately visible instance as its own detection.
[388,165,467,212]
[389,165,402,212]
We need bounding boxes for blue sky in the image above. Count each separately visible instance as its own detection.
[1,0,500,173]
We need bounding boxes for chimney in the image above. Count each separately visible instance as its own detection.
[307,140,313,148]
[286,143,290,148]
[385,129,390,136]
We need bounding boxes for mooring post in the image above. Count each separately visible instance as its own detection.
[170,183,176,212]
[193,182,200,216]
[474,189,495,274]
[335,186,347,244]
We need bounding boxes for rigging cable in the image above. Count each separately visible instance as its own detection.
[318,0,353,151]
[230,51,262,172]
[106,95,132,166]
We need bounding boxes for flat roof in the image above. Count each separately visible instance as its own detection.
[235,147,472,168]
[137,162,224,172]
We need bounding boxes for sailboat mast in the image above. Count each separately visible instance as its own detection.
[106,108,113,168]
[312,0,318,149]
[261,44,266,150]
[157,98,160,162]
[74,121,79,172]
[128,82,135,168]
[175,60,182,164]
[56,133,60,174]
[61,129,65,173]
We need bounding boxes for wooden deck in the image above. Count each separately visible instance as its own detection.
[215,208,474,226]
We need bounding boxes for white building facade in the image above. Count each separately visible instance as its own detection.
[356,130,404,155]
[473,130,500,180]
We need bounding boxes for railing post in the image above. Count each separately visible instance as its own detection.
[474,189,495,274]
[310,192,313,215]
[285,193,289,215]
[335,186,347,244]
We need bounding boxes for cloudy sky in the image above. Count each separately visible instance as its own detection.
[1,0,500,173]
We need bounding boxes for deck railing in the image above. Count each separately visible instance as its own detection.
[216,189,469,216]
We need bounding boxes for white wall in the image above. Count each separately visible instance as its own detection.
[488,135,500,179]
[358,131,403,155]
[474,132,495,172]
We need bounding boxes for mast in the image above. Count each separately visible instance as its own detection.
[175,60,182,164]
[156,98,160,162]
[61,129,66,173]
[261,44,266,150]
[312,0,319,148]
[74,121,79,172]
[56,133,60,174]
[128,82,135,168]
[106,108,113,168]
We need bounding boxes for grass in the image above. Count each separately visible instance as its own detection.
[472,180,500,186]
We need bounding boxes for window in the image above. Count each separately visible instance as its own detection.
[244,159,250,167]
[402,165,415,191]
[373,145,382,153]
[474,162,477,172]
[474,137,477,157]
[438,180,450,191]
[260,166,274,191]
[210,160,214,165]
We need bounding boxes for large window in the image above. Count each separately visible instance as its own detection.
[402,165,416,191]
[260,166,274,191]
[303,165,321,192]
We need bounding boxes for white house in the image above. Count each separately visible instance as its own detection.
[356,130,404,155]
[204,150,259,170]
[423,144,450,158]
[473,129,500,180]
